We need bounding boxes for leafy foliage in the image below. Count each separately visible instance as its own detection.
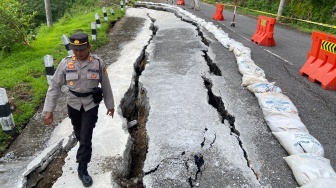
[0,0,36,48]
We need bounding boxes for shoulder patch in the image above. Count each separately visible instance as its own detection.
[61,56,72,62]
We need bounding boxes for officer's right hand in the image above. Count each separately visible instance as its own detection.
[44,112,54,126]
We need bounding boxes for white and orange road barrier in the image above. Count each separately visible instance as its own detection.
[212,3,224,21]
[176,0,185,6]
[299,31,336,90]
[251,15,276,46]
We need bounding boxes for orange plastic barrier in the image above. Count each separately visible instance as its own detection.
[251,16,276,46]
[176,0,185,5]
[212,3,224,21]
[299,31,336,90]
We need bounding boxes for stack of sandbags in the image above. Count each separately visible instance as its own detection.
[254,91,336,187]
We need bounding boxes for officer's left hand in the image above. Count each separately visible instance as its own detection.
[106,108,114,118]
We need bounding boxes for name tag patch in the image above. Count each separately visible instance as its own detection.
[88,69,99,73]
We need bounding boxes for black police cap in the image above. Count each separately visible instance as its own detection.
[69,33,89,50]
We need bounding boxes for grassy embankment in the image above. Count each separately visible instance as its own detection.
[0,4,125,154]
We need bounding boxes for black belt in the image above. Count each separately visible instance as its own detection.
[69,89,92,97]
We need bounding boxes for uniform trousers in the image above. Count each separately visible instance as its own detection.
[67,104,99,163]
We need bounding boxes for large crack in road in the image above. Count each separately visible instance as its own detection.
[119,25,155,187]
[133,4,262,187]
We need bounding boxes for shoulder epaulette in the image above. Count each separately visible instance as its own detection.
[91,54,101,60]
[60,55,72,62]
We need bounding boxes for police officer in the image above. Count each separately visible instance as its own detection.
[43,32,114,187]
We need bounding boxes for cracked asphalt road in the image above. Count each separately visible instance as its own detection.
[3,1,335,188]
[135,5,295,187]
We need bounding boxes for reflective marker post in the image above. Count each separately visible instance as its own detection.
[91,22,97,41]
[110,8,115,15]
[120,0,124,11]
[44,55,54,85]
[0,88,16,135]
[95,13,101,29]
[61,35,73,55]
[103,7,108,21]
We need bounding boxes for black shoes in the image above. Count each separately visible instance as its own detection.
[78,163,93,187]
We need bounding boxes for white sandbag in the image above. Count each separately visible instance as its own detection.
[242,74,268,86]
[247,82,282,93]
[196,19,206,27]
[215,35,230,43]
[220,38,234,48]
[212,30,228,41]
[236,54,253,63]
[229,41,243,52]
[284,153,336,186]
[300,177,336,188]
[229,42,251,57]
[273,131,324,156]
[204,22,218,32]
[264,113,309,132]
[255,92,298,115]
[238,62,266,77]
[234,47,251,57]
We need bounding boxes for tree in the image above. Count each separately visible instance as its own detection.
[0,0,36,49]
[44,0,52,27]
[276,0,286,22]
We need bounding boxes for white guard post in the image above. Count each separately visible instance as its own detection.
[44,55,54,86]
[110,8,115,15]
[167,0,174,5]
[0,88,15,134]
[194,0,200,10]
[189,0,200,10]
[103,7,108,21]
[91,22,97,41]
[95,13,101,29]
[120,0,124,11]
[61,34,73,55]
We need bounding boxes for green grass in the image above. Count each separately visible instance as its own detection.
[0,4,125,154]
